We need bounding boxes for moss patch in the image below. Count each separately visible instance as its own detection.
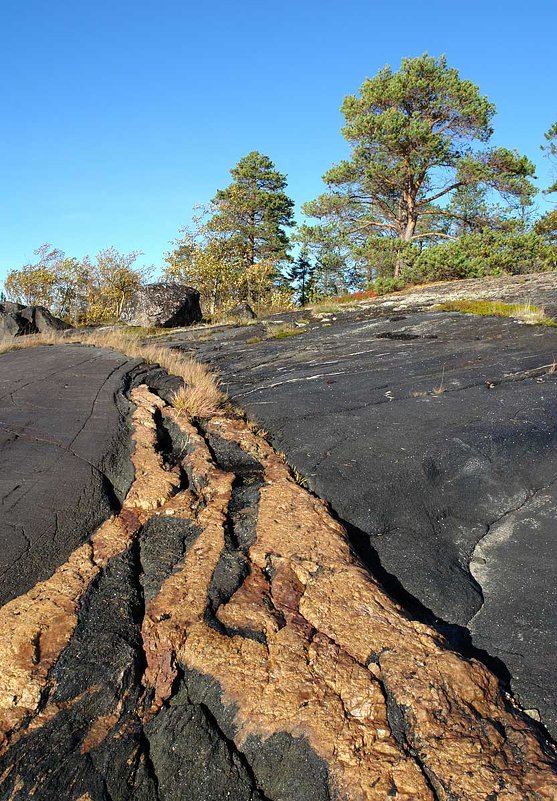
[437,300,557,327]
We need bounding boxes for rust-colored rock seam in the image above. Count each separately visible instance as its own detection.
[0,385,555,801]
[140,411,557,801]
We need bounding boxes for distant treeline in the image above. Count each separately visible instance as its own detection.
[5,54,557,321]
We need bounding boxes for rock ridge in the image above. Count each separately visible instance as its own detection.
[0,381,555,799]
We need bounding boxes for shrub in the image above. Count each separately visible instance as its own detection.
[373,276,407,295]
[405,231,557,285]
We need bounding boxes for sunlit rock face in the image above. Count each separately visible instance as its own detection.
[0,378,555,801]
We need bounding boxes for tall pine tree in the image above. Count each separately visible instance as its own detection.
[208,151,295,267]
[304,54,536,276]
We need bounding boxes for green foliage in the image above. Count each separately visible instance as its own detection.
[535,210,557,244]
[542,119,557,194]
[437,299,557,326]
[284,249,316,305]
[373,276,407,295]
[165,152,295,314]
[404,231,557,284]
[294,223,354,298]
[208,151,295,267]
[303,53,536,278]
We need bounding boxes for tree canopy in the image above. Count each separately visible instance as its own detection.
[303,54,537,276]
[4,245,148,323]
[207,151,295,267]
[3,63,557,315]
[164,152,295,312]
[542,119,557,194]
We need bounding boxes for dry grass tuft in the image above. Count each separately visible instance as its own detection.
[172,381,223,419]
[0,328,224,420]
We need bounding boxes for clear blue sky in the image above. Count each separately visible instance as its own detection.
[1,0,555,284]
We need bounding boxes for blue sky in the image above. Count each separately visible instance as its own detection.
[1,0,555,284]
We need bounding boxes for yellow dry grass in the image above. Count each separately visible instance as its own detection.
[0,328,224,419]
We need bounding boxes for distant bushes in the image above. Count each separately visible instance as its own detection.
[368,231,557,295]
[405,231,557,284]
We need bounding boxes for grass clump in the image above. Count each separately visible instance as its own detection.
[116,326,172,338]
[437,300,557,326]
[86,332,225,419]
[267,323,303,340]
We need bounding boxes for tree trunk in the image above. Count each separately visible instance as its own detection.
[210,278,218,315]
[395,205,417,278]
[394,252,401,278]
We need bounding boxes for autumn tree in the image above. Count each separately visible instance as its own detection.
[5,244,149,323]
[164,231,239,315]
[88,247,150,320]
[5,244,91,320]
[304,54,537,276]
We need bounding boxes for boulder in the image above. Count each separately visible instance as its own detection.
[0,311,21,338]
[225,301,257,322]
[18,306,72,335]
[0,301,25,315]
[0,304,71,338]
[121,283,202,328]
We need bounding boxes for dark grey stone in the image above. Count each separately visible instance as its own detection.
[0,304,71,337]
[225,302,257,321]
[122,282,202,328]
[0,310,20,337]
[165,300,557,738]
[0,344,141,605]
[0,301,25,314]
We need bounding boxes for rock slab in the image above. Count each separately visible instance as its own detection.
[0,344,140,605]
[0,385,554,800]
[165,288,557,738]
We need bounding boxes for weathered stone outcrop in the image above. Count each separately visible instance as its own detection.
[0,346,142,607]
[0,384,554,800]
[165,282,557,738]
[121,282,202,328]
[0,302,71,337]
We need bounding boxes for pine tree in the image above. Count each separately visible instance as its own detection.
[208,151,295,268]
[286,249,315,306]
[304,54,536,276]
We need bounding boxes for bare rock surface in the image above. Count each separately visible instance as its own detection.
[164,272,557,738]
[121,282,202,328]
[0,383,555,800]
[0,345,142,606]
[363,272,557,317]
